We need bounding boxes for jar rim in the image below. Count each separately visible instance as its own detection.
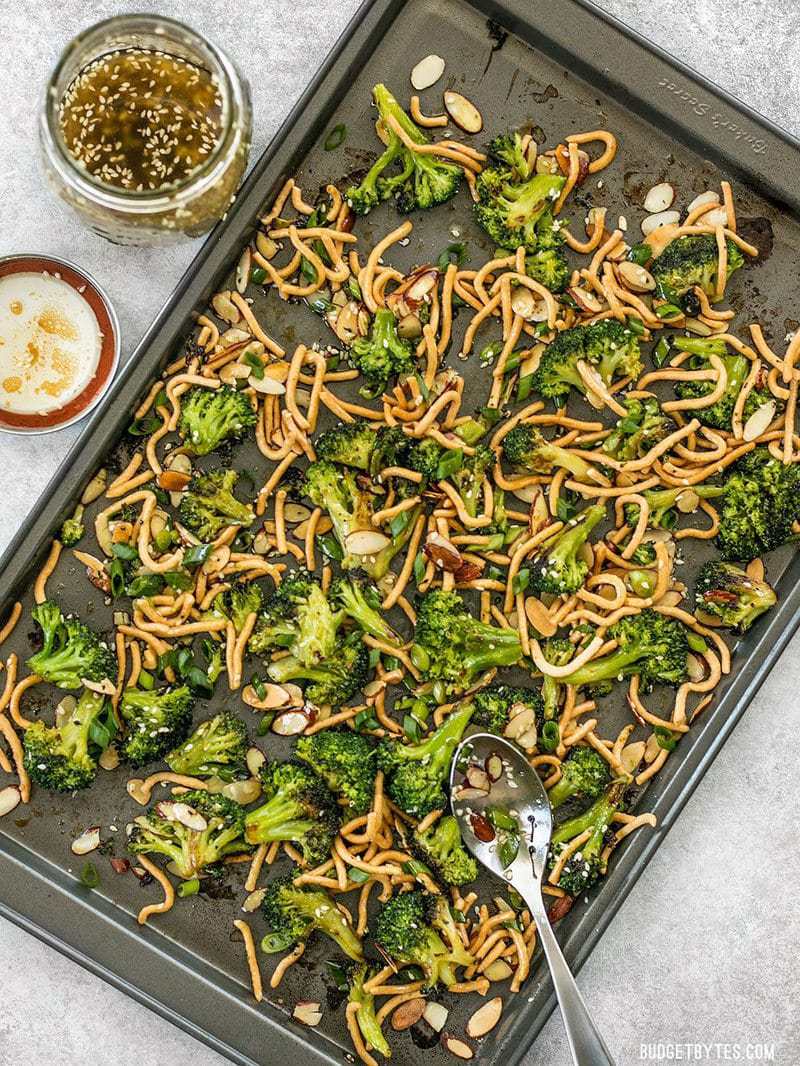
[41,14,244,214]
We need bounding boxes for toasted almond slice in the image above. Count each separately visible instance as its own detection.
[746,558,765,582]
[172,803,208,831]
[510,286,548,322]
[524,595,557,637]
[568,286,604,313]
[212,291,241,325]
[242,888,266,912]
[644,732,662,763]
[466,997,502,1039]
[99,745,120,771]
[485,753,503,782]
[454,784,490,801]
[703,206,729,227]
[465,766,491,791]
[504,705,536,741]
[443,91,482,134]
[391,997,427,1031]
[410,54,445,91]
[423,1001,449,1033]
[405,267,439,303]
[397,312,423,339]
[283,502,311,524]
[0,785,20,819]
[256,232,278,260]
[242,683,292,710]
[127,778,150,806]
[82,678,116,696]
[643,182,675,213]
[443,1036,474,1060]
[293,1001,323,1027]
[686,652,706,682]
[222,778,261,804]
[246,746,266,776]
[620,740,646,775]
[675,489,700,514]
[55,694,78,728]
[742,400,776,442]
[236,247,252,294]
[424,532,463,572]
[344,529,391,555]
[166,452,192,475]
[616,260,656,293]
[249,374,285,395]
[641,210,680,236]
[294,515,333,540]
[71,826,101,855]
[81,469,108,505]
[219,361,252,386]
[683,316,713,336]
[686,190,719,214]
[202,545,231,575]
[511,483,540,504]
[252,530,271,555]
[272,709,311,736]
[483,958,513,982]
[264,361,290,383]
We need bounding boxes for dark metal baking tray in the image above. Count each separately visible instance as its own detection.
[2,1,799,1064]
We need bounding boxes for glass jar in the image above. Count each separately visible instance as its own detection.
[39,15,252,245]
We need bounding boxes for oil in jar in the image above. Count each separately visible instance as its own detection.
[57,48,223,192]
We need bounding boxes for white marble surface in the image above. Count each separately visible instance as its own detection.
[1,1,799,1064]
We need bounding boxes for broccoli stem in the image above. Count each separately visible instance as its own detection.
[546,504,605,566]
[550,781,626,852]
[539,442,597,482]
[399,705,474,765]
[374,83,428,147]
[243,795,314,845]
[560,644,652,688]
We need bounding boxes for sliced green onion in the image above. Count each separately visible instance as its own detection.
[540,720,560,751]
[687,632,708,654]
[512,568,530,595]
[109,559,125,598]
[652,337,672,368]
[437,242,468,272]
[111,542,138,561]
[79,861,100,889]
[655,303,682,319]
[178,878,200,898]
[627,243,651,266]
[436,449,463,480]
[137,669,155,691]
[324,123,347,150]
[251,267,267,285]
[654,726,678,752]
[163,571,193,591]
[413,552,426,585]
[626,315,645,336]
[347,867,370,884]
[629,569,656,598]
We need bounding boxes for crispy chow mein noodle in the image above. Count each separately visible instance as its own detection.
[3,79,797,1066]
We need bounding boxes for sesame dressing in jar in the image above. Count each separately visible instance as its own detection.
[40,16,251,245]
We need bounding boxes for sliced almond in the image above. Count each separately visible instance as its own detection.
[504,705,536,742]
[99,745,120,771]
[219,361,252,386]
[157,469,191,492]
[295,514,332,540]
[423,1001,449,1033]
[484,753,503,782]
[519,345,544,378]
[410,54,445,91]
[620,740,646,775]
[166,451,192,475]
[219,327,252,348]
[397,312,423,339]
[554,144,590,185]
[293,1001,323,1027]
[454,785,490,801]
[443,1036,474,1060]
[686,652,706,683]
[616,260,655,293]
[641,210,680,237]
[127,778,150,806]
[82,677,116,696]
[511,483,540,504]
[222,778,261,805]
[703,206,729,227]
[643,182,675,213]
[568,286,603,313]
[742,400,776,442]
[252,530,271,555]
[171,803,208,831]
[644,732,662,763]
[675,489,700,514]
[246,746,266,777]
[242,887,266,913]
[81,469,108,505]
[283,502,311,524]
[202,545,231,575]
[404,266,439,304]
[242,683,292,710]
[236,247,252,295]
[424,532,463,572]
[256,232,278,260]
[212,291,241,325]
[249,374,285,395]
[466,997,502,1039]
[272,709,311,736]
[483,959,513,982]
[0,786,21,817]
[55,694,78,728]
[746,558,765,582]
[686,190,719,214]
[524,595,557,637]
[391,997,426,1031]
[344,529,391,556]
[510,286,548,322]
[683,316,713,336]
[71,826,101,855]
[443,91,482,134]
[465,766,490,792]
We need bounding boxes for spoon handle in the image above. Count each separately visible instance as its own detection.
[530,904,615,1066]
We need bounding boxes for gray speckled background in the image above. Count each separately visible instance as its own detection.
[1,2,799,1064]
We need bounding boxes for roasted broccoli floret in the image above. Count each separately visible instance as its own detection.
[178,385,257,456]
[27,601,115,691]
[374,891,473,988]
[548,780,627,895]
[260,875,363,959]
[346,84,461,215]
[472,683,544,740]
[369,424,411,480]
[413,814,477,886]
[446,444,495,519]
[695,560,777,633]
[266,631,369,707]
[602,397,673,461]
[650,233,745,302]
[244,761,340,865]
[303,460,418,578]
[539,637,575,748]
[118,684,193,766]
[128,790,248,879]
[22,688,108,792]
[218,582,264,634]
[717,447,800,561]
[413,589,523,693]
[474,159,565,253]
[316,420,377,471]
[532,320,642,401]
[166,712,248,780]
[179,470,255,541]
[484,131,529,177]
[346,964,391,1060]
[561,608,689,690]
[295,730,377,815]
[503,423,601,482]
[674,337,774,430]
[530,504,606,596]
[250,572,338,665]
[378,705,474,818]
[405,436,444,484]
[525,239,571,293]
[349,308,415,399]
[329,574,400,645]
[60,505,85,547]
[547,745,611,810]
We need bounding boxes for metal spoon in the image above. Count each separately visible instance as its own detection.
[450,732,614,1066]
